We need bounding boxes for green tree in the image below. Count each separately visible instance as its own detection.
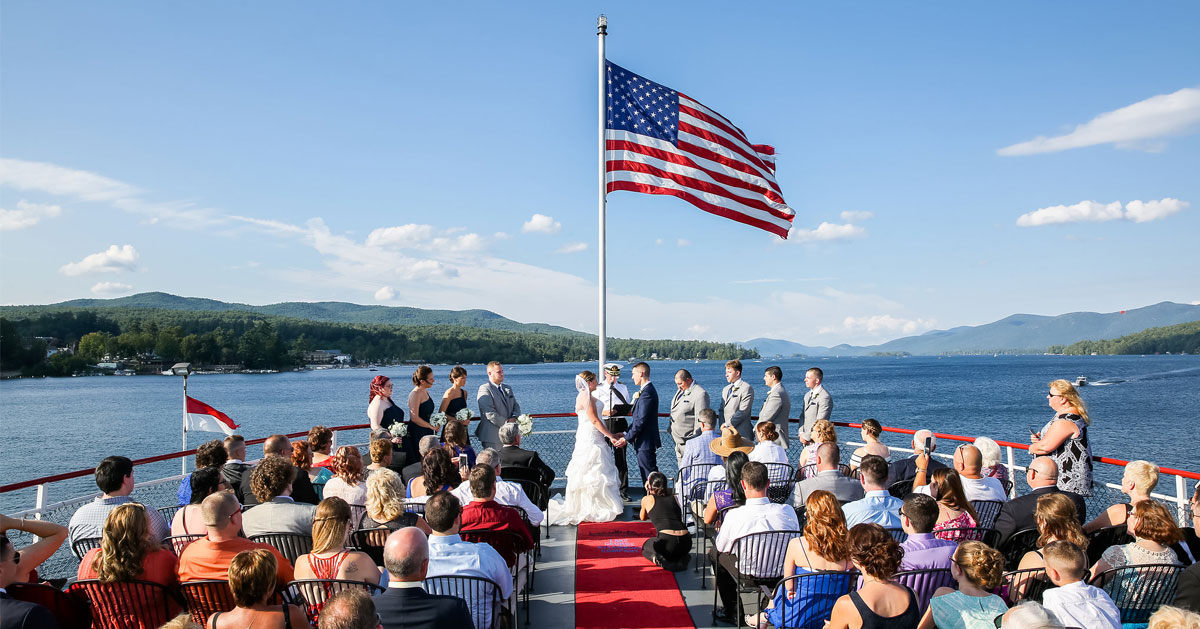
[78,332,111,362]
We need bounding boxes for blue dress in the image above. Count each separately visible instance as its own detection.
[766,567,855,629]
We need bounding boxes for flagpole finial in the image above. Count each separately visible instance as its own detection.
[597,14,607,35]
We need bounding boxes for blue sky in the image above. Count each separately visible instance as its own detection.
[2,1,1198,346]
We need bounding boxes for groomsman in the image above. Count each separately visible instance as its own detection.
[477,361,521,451]
[721,360,755,442]
[595,363,632,501]
[758,366,792,449]
[800,367,832,445]
[626,362,661,489]
[669,369,709,459]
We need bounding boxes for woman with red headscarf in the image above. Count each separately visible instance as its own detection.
[368,375,406,462]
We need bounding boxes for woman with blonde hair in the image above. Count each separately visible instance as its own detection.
[920,541,1008,629]
[925,469,980,541]
[850,419,891,471]
[749,420,788,464]
[1086,459,1158,532]
[76,503,180,627]
[1029,379,1093,496]
[365,436,393,476]
[362,468,431,533]
[292,440,332,500]
[322,446,368,506]
[293,497,381,586]
[1018,493,1089,571]
[207,548,308,629]
[799,419,837,468]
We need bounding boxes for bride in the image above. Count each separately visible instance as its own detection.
[547,370,627,525]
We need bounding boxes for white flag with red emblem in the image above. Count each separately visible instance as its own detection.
[185,396,239,435]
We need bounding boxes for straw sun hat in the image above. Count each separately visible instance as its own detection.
[709,425,754,457]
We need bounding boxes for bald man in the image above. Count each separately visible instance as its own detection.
[915,444,1008,503]
[373,528,472,629]
[993,457,1086,545]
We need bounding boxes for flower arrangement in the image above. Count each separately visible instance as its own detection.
[388,422,408,438]
[455,408,473,422]
[429,412,448,429]
[516,413,533,436]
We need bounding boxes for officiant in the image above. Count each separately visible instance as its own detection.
[595,363,632,501]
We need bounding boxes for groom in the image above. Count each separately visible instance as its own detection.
[625,362,660,490]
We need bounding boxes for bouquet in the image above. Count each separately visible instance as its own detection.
[429,412,448,429]
[455,408,473,422]
[516,413,533,436]
[388,422,408,439]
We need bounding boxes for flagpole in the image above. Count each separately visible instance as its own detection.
[597,14,608,376]
[181,371,188,476]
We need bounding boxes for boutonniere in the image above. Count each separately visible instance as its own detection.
[633,390,641,401]
[732,386,740,395]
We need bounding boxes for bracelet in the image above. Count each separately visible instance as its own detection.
[916,468,927,472]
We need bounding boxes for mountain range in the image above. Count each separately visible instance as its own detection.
[746,301,1200,356]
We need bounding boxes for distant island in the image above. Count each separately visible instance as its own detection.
[1048,320,1200,355]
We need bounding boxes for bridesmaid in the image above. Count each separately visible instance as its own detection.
[438,365,470,438]
[406,366,437,464]
[367,375,405,460]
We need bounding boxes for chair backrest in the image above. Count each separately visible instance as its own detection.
[402,500,426,517]
[507,477,548,512]
[68,578,180,629]
[284,578,385,627]
[766,570,857,629]
[970,500,1004,529]
[762,462,795,482]
[424,574,503,629]
[179,579,237,624]
[248,533,314,564]
[6,582,92,628]
[71,536,102,560]
[350,527,394,566]
[730,529,803,579]
[1089,563,1184,624]
[1086,525,1135,566]
[999,528,1041,571]
[884,527,908,543]
[798,463,818,481]
[999,478,1014,496]
[157,505,181,523]
[996,568,1051,605]
[894,568,955,614]
[347,504,368,531]
[887,479,914,499]
[676,463,718,500]
[500,465,543,487]
[763,463,797,505]
[166,533,206,556]
[460,528,524,568]
[931,527,1000,547]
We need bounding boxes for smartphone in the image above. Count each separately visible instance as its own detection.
[923,436,933,453]
[1028,426,1039,436]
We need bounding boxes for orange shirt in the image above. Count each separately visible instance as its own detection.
[176,536,294,588]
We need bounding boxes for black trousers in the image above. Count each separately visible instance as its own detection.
[607,438,628,496]
[642,532,692,570]
[708,548,740,611]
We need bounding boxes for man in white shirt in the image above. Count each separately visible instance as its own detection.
[1040,540,1120,629]
[711,461,799,623]
[915,444,1007,504]
[424,491,514,625]
[451,448,543,527]
[595,363,632,500]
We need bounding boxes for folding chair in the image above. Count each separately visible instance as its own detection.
[70,536,102,560]
[710,529,802,625]
[1089,563,1183,624]
[998,528,1041,571]
[425,574,506,629]
[996,568,1051,605]
[349,527,393,566]
[887,479,914,499]
[1086,524,1134,566]
[6,581,92,628]
[894,568,956,614]
[283,578,385,626]
[969,500,1004,530]
[68,578,182,629]
[165,533,206,555]
[248,532,314,564]
[762,570,857,629]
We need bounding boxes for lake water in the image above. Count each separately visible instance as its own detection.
[2,354,1199,515]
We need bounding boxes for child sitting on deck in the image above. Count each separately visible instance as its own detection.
[1041,540,1121,629]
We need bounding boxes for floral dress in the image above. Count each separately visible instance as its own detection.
[1040,413,1093,497]
[933,510,978,541]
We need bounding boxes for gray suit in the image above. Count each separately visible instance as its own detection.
[241,497,316,538]
[758,383,792,449]
[477,381,520,451]
[793,469,864,507]
[668,383,709,459]
[721,378,755,442]
[800,386,832,443]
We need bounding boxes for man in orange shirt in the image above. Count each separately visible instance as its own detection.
[177,492,293,589]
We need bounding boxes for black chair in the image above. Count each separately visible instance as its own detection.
[349,527,393,566]
[883,527,908,543]
[998,528,1041,570]
[460,528,532,618]
[762,463,797,505]
[515,508,540,583]
[997,568,1052,605]
[165,533,206,555]
[894,568,955,615]
[794,505,808,530]
[248,533,313,564]
[6,581,92,628]
[179,579,237,624]
[347,504,367,530]
[930,526,1000,548]
[970,500,1004,530]
[1089,563,1184,624]
[698,505,737,588]
[284,578,385,627]
[798,463,852,480]
[711,529,803,625]
[402,500,427,517]
[507,477,550,542]
[425,574,506,629]
[157,505,181,523]
[761,570,857,629]
[501,465,548,502]
[1086,524,1135,566]
[71,536,102,560]
[676,463,719,524]
[68,578,182,629]
[999,478,1014,496]
[887,479,914,499]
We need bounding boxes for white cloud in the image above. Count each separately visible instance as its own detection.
[555,242,588,254]
[731,278,784,285]
[676,238,691,247]
[1017,198,1188,226]
[997,86,1200,156]
[0,158,140,201]
[820,314,937,336]
[90,282,134,296]
[60,245,140,276]
[839,210,874,222]
[493,231,511,240]
[374,286,396,301]
[789,221,867,243]
[0,200,63,231]
[521,213,561,234]
[654,238,663,246]
[686,324,710,336]
[365,224,434,247]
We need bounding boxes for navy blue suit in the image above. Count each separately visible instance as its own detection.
[373,586,473,629]
[626,382,661,486]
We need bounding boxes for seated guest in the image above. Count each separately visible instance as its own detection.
[1176,561,1200,612]
[442,420,477,470]
[849,419,891,471]
[207,549,308,629]
[638,472,691,572]
[69,455,169,544]
[710,461,800,624]
[459,465,534,564]
[1040,540,1120,629]
[294,440,333,500]
[920,541,1007,629]
[1017,493,1089,571]
[703,451,749,527]
[178,492,294,589]
[178,440,228,506]
[424,492,512,624]
[325,446,369,506]
[748,420,788,464]
[923,444,1007,503]
[0,512,68,584]
[367,437,394,476]
[451,449,543,527]
[842,455,903,528]
[241,456,317,538]
[240,434,319,506]
[827,523,920,628]
[364,468,429,533]
[899,494,957,571]
[498,423,555,493]
[309,425,335,469]
[408,448,460,500]
[919,469,980,541]
[748,490,854,629]
[0,534,61,629]
[1150,606,1200,628]
[319,588,382,629]
[993,457,1086,545]
[373,527,472,629]
[294,497,382,586]
[793,442,864,506]
[888,429,948,485]
[1000,601,1064,628]
[1085,459,1157,533]
[797,419,837,468]
[676,409,722,500]
[402,436,442,490]
[76,503,180,627]
[1090,500,1183,578]
[1177,483,1200,566]
[706,426,754,484]
[974,437,1009,487]
[171,466,226,537]
[221,435,253,504]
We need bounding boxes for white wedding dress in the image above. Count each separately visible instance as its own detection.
[546,387,623,525]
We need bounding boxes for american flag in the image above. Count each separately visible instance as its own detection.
[605,61,795,238]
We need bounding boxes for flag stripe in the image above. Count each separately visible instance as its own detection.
[677,121,777,181]
[607,171,793,234]
[679,95,755,152]
[675,138,784,196]
[607,179,791,238]
[606,138,786,205]
[679,99,776,175]
[606,156,793,220]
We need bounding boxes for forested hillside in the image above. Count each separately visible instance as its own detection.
[1048,320,1200,355]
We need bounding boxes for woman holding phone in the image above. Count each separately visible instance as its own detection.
[1029,379,1093,496]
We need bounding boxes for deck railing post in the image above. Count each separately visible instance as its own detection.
[1005,446,1016,499]
[1178,474,1188,524]
[34,483,46,519]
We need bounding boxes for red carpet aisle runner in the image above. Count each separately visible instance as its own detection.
[574,521,694,629]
